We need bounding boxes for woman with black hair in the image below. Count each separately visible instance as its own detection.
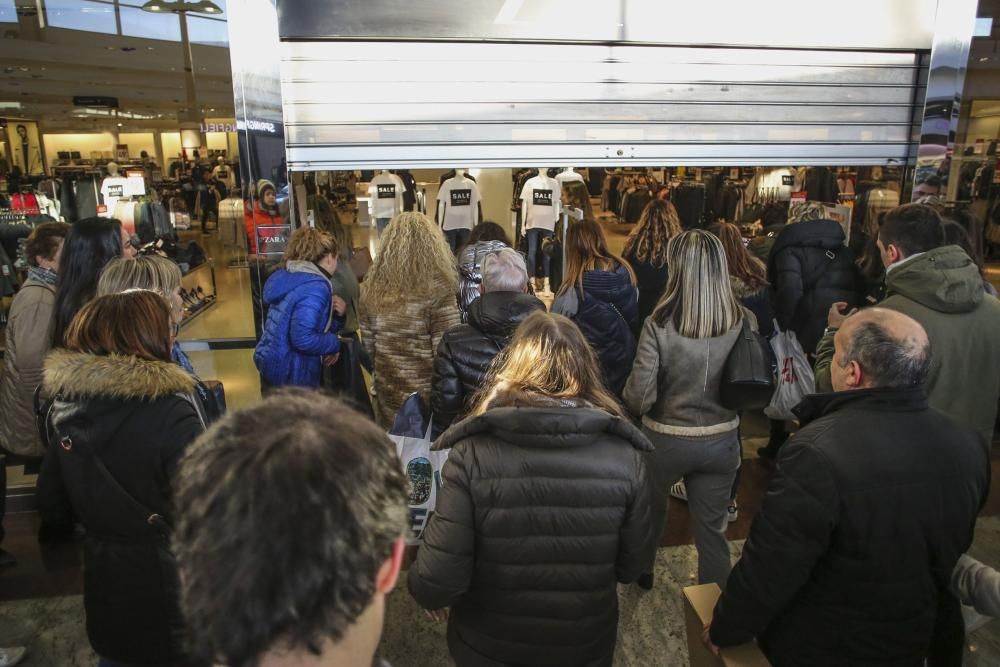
[50,217,134,348]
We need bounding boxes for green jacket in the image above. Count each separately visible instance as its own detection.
[877,246,1000,441]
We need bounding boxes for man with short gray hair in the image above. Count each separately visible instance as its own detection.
[707,308,989,666]
[431,248,545,433]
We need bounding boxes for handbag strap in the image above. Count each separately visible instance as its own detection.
[52,402,171,537]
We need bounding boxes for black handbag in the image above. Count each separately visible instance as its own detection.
[720,316,776,410]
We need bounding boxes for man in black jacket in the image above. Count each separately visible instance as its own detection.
[708,308,990,667]
[431,248,545,433]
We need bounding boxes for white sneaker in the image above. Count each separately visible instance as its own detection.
[727,502,739,523]
[0,647,27,667]
[669,480,687,501]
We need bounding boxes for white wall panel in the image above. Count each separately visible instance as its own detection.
[280,42,925,168]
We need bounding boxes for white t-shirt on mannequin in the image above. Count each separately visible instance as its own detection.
[520,175,561,232]
[368,172,405,219]
[100,176,130,216]
[437,176,481,231]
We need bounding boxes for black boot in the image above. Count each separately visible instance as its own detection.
[637,573,654,591]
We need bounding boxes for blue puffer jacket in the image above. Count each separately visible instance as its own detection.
[254,261,341,387]
[552,264,639,395]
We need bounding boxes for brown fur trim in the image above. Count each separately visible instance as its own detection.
[43,350,195,400]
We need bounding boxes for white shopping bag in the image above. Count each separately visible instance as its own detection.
[387,393,450,545]
[764,325,816,421]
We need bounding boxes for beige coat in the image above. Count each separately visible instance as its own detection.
[0,276,56,457]
[360,294,460,426]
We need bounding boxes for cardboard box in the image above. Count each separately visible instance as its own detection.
[683,584,770,667]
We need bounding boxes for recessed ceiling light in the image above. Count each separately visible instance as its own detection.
[117,122,123,127]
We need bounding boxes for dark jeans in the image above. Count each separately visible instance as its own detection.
[525,228,553,278]
[375,217,391,236]
[444,228,470,252]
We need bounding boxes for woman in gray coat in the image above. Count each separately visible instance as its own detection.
[623,229,756,591]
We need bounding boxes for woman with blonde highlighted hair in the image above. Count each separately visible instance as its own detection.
[623,199,682,323]
[360,211,460,424]
[410,311,655,667]
[552,219,638,395]
[623,229,757,591]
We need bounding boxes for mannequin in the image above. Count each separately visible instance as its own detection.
[519,167,561,295]
[436,168,483,251]
[212,156,236,191]
[100,162,130,219]
[555,167,585,184]
[367,169,405,236]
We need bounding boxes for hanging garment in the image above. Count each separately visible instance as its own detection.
[74,178,99,219]
[672,184,707,229]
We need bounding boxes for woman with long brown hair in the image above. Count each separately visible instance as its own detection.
[552,219,639,394]
[411,311,654,667]
[622,199,682,323]
[38,290,205,667]
[360,211,461,424]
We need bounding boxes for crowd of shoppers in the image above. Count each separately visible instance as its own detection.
[0,196,998,667]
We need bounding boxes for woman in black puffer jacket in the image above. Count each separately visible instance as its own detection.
[767,204,861,356]
[410,311,655,667]
[37,291,205,667]
[552,219,639,395]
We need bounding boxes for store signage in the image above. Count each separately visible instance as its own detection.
[789,191,807,208]
[116,144,129,161]
[450,189,471,206]
[729,168,740,180]
[782,175,795,186]
[532,189,553,206]
[235,119,278,134]
[376,184,396,199]
[201,121,238,133]
[73,96,119,108]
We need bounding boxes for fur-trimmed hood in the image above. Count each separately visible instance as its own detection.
[44,349,196,401]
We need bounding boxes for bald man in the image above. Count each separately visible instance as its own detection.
[707,308,990,667]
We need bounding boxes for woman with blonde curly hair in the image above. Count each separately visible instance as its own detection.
[623,199,682,323]
[360,211,460,424]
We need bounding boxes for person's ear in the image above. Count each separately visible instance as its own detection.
[886,244,903,265]
[375,537,405,595]
[845,360,864,388]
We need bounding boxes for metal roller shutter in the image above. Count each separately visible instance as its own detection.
[280,41,927,169]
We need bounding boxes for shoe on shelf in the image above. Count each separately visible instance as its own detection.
[0,549,16,569]
[636,573,654,591]
[727,502,739,523]
[669,480,688,502]
[0,647,27,667]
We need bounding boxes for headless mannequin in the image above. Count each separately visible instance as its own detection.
[556,167,585,184]
[435,169,483,226]
[520,168,560,294]
[100,162,130,218]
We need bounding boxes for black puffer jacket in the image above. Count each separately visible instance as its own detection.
[711,387,989,667]
[38,350,205,666]
[409,395,656,667]
[431,292,546,434]
[767,219,860,354]
[552,265,639,395]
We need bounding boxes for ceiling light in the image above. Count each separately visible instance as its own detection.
[141,0,222,14]
[117,122,123,127]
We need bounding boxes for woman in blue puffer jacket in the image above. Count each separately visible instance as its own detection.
[552,219,639,395]
[254,227,346,388]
